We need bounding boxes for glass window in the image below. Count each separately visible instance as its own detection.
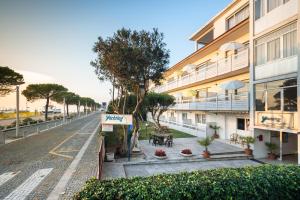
[255,0,264,20]
[255,43,265,65]
[267,38,280,62]
[267,88,281,110]
[202,114,206,124]
[195,114,201,124]
[283,30,297,58]
[267,0,281,12]
[237,118,245,130]
[255,83,266,111]
[182,113,187,120]
[283,86,297,111]
[236,6,249,24]
[227,16,235,30]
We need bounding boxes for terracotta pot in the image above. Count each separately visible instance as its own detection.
[202,151,210,159]
[268,153,277,160]
[244,148,253,156]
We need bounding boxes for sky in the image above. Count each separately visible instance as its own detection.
[0,0,231,112]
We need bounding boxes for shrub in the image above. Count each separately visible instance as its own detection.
[181,149,192,154]
[74,165,300,200]
[198,136,214,152]
[22,117,33,124]
[0,125,4,130]
[154,149,166,157]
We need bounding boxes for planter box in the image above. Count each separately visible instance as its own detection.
[180,152,193,157]
[154,155,167,160]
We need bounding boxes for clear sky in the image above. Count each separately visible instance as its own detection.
[0,0,231,111]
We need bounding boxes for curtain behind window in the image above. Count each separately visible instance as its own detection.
[267,38,280,62]
[283,30,297,58]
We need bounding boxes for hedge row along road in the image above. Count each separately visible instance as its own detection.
[75,165,300,200]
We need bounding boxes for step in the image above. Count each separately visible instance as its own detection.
[210,151,245,156]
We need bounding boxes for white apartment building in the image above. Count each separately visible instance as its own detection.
[249,0,300,163]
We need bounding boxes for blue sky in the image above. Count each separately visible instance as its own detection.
[0,0,231,109]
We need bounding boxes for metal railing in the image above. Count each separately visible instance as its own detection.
[171,93,249,111]
[153,48,249,93]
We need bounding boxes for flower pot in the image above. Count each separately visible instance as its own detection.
[244,148,253,156]
[154,155,167,160]
[268,153,277,160]
[180,152,193,157]
[213,133,219,139]
[202,151,210,159]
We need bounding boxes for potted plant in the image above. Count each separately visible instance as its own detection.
[198,136,214,159]
[265,142,278,160]
[154,149,167,160]
[241,136,255,155]
[209,124,220,138]
[180,149,193,157]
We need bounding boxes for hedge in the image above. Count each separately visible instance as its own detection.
[74,165,300,200]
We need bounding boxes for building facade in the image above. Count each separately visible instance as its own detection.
[249,0,300,163]
[149,0,300,163]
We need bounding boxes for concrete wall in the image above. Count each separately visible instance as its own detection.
[254,0,298,35]
[253,129,271,158]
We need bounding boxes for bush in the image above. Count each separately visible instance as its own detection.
[22,117,33,124]
[0,125,4,130]
[74,165,300,200]
[181,149,192,154]
[154,149,166,157]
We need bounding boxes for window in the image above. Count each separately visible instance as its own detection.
[226,5,249,30]
[283,30,297,58]
[255,0,264,20]
[255,78,297,112]
[237,118,245,130]
[267,0,281,12]
[195,114,206,124]
[267,38,280,62]
[182,113,187,120]
[255,44,266,65]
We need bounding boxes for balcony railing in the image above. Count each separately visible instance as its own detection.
[255,111,298,130]
[171,93,249,111]
[153,48,249,93]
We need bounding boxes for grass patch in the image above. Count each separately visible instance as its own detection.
[138,121,195,140]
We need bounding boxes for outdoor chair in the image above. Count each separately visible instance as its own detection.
[152,136,160,146]
[165,135,173,147]
[230,133,239,144]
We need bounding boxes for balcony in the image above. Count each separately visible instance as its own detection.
[171,93,249,111]
[255,55,298,80]
[255,111,298,131]
[154,48,248,93]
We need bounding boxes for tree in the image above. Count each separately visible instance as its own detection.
[22,84,67,120]
[53,92,80,116]
[145,92,175,131]
[0,66,24,96]
[92,28,169,152]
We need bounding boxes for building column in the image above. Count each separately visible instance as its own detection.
[298,134,300,165]
[279,130,283,161]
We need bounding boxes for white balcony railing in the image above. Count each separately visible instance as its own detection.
[153,48,248,93]
[171,93,249,111]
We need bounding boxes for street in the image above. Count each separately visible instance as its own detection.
[0,112,101,200]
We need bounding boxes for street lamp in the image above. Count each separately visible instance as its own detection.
[13,81,25,138]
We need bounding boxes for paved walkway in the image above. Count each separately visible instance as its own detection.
[102,137,260,180]
[140,138,244,161]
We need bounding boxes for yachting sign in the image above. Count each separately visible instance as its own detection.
[101,114,133,125]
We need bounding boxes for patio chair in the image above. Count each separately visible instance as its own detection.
[230,133,239,144]
[152,135,160,146]
[165,135,173,147]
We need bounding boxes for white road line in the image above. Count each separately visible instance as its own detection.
[0,171,20,187]
[47,119,100,200]
[4,168,53,200]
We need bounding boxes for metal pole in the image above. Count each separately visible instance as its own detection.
[63,97,66,123]
[85,102,87,116]
[16,85,20,138]
[78,100,81,117]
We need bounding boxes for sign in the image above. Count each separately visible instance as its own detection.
[256,111,295,129]
[101,114,133,125]
[102,124,113,132]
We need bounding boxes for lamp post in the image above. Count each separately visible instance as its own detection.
[14,81,25,138]
[63,97,66,123]
[78,100,81,117]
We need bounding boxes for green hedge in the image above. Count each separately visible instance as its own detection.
[74,165,300,200]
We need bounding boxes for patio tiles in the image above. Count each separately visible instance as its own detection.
[139,137,244,161]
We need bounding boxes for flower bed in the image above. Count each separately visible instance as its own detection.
[154,149,167,159]
[74,165,300,200]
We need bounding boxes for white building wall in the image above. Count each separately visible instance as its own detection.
[253,129,271,158]
[254,0,298,35]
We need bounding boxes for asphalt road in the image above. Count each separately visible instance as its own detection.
[0,112,101,200]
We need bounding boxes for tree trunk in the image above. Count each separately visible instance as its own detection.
[66,103,69,116]
[45,97,49,121]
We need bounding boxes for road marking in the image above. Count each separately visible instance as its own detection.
[48,119,96,159]
[47,120,100,200]
[4,168,53,200]
[0,171,20,187]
